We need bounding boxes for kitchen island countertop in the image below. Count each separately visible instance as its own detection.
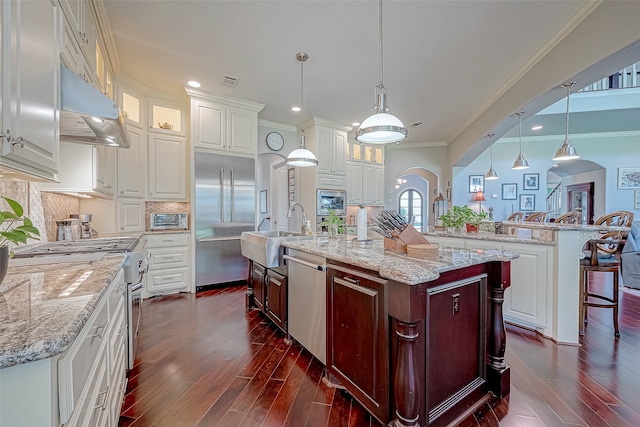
[282,236,518,285]
[0,254,125,369]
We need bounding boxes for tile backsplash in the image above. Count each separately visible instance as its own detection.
[1,180,49,243]
[41,191,81,241]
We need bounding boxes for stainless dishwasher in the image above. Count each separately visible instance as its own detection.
[284,249,327,364]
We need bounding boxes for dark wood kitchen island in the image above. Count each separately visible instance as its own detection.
[282,237,517,427]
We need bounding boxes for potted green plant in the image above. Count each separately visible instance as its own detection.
[1,196,40,284]
[319,209,345,238]
[465,209,488,233]
[440,205,488,233]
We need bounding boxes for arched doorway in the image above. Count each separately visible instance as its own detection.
[398,189,423,231]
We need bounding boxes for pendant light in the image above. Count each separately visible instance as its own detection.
[355,0,407,144]
[553,82,580,161]
[287,52,318,167]
[512,111,530,170]
[485,133,498,180]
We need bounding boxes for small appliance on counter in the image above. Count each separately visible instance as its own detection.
[70,213,97,239]
[56,218,80,241]
[149,212,188,230]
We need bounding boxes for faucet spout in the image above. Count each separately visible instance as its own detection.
[287,202,307,234]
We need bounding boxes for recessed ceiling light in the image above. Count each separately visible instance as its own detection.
[552,164,559,167]
[352,122,360,127]
[531,125,543,130]
[187,81,201,88]
[91,117,103,123]
[291,106,301,112]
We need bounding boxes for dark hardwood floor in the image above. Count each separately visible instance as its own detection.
[119,271,640,426]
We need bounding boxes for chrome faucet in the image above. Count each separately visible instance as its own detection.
[287,202,307,234]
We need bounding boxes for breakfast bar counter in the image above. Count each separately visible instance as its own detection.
[282,237,516,427]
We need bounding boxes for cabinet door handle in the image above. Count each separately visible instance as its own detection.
[90,324,107,340]
[94,386,109,411]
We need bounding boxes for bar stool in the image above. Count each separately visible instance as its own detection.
[506,212,523,221]
[554,211,581,224]
[580,211,634,337]
[525,211,547,222]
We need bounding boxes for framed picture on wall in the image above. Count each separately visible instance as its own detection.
[520,194,535,211]
[502,183,517,200]
[618,167,640,189]
[469,175,484,193]
[523,173,539,190]
[635,190,640,210]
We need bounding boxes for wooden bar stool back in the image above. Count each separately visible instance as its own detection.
[580,211,634,337]
[506,212,523,221]
[525,211,547,222]
[554,211,581,224]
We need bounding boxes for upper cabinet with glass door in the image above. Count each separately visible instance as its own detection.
[148,97,185,136]
[346,138,384,165]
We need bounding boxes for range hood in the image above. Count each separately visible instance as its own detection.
[60,64,130,148]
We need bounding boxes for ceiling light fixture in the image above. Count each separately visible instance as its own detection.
[553,81,580,161]
[287,52,318,168]
[531,125,543,131]
[187,80,201,88]
[512,111,530,170]
[355,0,407,145]
[485,133,498,180]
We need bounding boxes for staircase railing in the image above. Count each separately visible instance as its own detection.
[546,182,562,219]
[581,61,640,91]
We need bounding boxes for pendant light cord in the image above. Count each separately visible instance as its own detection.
[300,57,304,132]
[378,0,384,90]
[518,112,523,154]
[564,83,571,140]
[488,134,494,167]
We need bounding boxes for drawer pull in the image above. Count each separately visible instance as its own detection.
[94,386,109,411]
[89,324,107,340]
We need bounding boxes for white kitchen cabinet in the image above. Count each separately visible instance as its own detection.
[187,90,264,155]
[147,133,187,201]
[346,161,363,205]
[118,199,145,232]
[347,162,384,206]
[0,0,60,180]
[316,125,347,176]
[59,0,96,80]
[41,142,115,198]
[347,140,384,165]
[144,233,191,297]
[117,125,146,198]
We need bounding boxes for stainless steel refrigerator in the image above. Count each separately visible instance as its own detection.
[194,151,255,287]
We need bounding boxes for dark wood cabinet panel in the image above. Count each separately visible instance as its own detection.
[327,265,389,423]
[250,261,266,311]
[266,270,287,331]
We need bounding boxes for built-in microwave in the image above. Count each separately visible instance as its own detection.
[149,213,188,230]
[317,189,346,216]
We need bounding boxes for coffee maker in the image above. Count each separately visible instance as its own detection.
[70,214,94,239]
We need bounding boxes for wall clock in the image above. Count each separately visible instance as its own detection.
[266,131,284,151]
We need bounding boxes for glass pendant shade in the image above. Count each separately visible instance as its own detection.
[485,134,498,180]
[512,112,530,170]
[553,82,579,161]
[356,94,407,144]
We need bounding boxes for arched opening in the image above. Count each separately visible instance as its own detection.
[398,189,423,231]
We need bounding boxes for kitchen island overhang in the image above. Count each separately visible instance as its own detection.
[282,237,517,427]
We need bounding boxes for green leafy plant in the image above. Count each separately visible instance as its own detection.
[319,209,345,236]
[1,196,40,257]
[440,205,488,230]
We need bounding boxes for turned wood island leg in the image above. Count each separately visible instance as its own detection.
[393,321,421,427]
[487,262,511,399]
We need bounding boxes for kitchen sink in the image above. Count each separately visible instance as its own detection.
[240,230,312,267]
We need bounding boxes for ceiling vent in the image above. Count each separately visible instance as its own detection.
[410,121,424,128]
[222,74,239,87]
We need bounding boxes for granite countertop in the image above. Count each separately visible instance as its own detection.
[423,230,556,245]
[500,221,630,232]
[0,254,126,369]
[282,237,518,285]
